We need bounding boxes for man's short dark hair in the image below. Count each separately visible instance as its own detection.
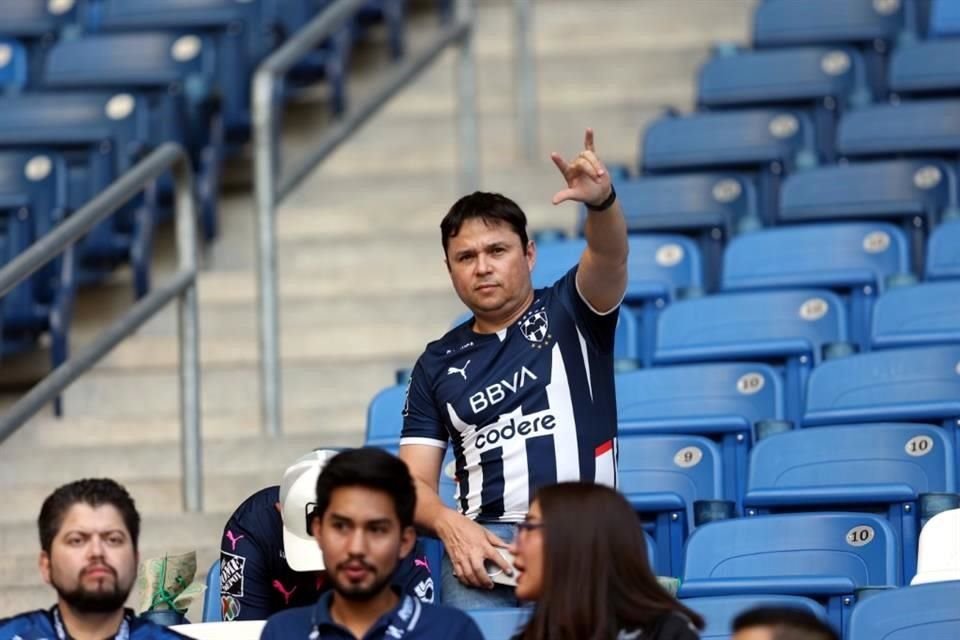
[313,448,416,529]
[440,192,529,257]
[38,479,141,553]
[732,606,839,640]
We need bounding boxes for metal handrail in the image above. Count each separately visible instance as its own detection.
[253,0,480,436]
[0,143,203,511]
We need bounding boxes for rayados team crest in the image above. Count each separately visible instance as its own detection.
[520,307,551,347]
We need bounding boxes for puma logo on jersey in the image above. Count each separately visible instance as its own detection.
[447,360,471,380]
[469,366,539,413]
[272,580,297,605]
[224,530,245,551]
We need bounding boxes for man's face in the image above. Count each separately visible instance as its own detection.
[445,218,536,320]
[733,628,775,640]
[39,503,138,613]
[313,487,415,602]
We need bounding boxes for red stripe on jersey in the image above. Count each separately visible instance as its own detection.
[595,439,613,457]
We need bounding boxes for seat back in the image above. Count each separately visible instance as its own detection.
[642,108,816,173]
[927,220,960,279]
[890,40,960,97]
[365,383,406,446]
[912,508,960,585]
[534,235,703,304]
[930,0,960,37]
[0,39,28,92]
[203,558,221,622]
[583,174,753,236]
[698,46,867,108]
[847,581,960,639]
[753,0,908,48]
[681,512,901,589]
[618,434,724,526]
[466,608,531,640]
[747,423,955,506]
[722,223,910,292]
[617,363,784,432]
[1,0,78,38]
[871,282,960,348]
[780,160,955,225]
[837,99,960,159]
[683,595,828,640]
[804,346,960,426]
[655,289,848,365]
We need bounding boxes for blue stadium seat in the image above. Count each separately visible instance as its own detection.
[619,434,726,577]
[745,423,956,583]
[871,282,960,349]
[722,222,911,348]
[0,151,76,399]
[535,235,702,367]
[929,0,960,37]
[804,346,960,463]
[837,99,960,160]
[365,383,406,446]
[641,109,817,223]
[86,0,264,145]
[847,580,960,639]
[780,159,957,274]
[698,46,869,161]
[0,0,79,83]
[579,174,753,288]
[683,595,829,640]
[0,92,156,297]
[43,32,223,240]
[353,0,407,61]
[752,0,912,94]
[0,39,28,93]
[890,39,960,98]
[466,608,531,640]
[616,363,785,508]
[927,219,960,280]
[203,558,221,622]
[655,289,849,422]
[679,513,901,632]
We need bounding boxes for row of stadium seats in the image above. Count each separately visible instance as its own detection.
[0,0,414,384]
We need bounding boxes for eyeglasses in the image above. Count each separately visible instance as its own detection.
[516,521,545,536]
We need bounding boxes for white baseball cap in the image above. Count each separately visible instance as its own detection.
[280,449,340,572]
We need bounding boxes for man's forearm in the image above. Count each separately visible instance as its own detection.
[583,196,629,266]
[412,475,458,536]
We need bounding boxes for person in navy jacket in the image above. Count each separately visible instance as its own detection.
[260,448,482,640]
[0,478,189,640]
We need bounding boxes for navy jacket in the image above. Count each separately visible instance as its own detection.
[260,591,484,640]
[221,486,435,621]
[0,608,189,640]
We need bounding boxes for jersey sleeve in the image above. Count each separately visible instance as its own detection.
[400,358,448,449]
[393,542,436,603]
[553,265,620,354]
[220,518,274,621]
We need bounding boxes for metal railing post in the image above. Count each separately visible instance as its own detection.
[173,154,203,512]
[513,0,538,163]
[254,69,283,438]
[456,0,480,193]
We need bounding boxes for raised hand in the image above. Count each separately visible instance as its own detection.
[550,128,613,207]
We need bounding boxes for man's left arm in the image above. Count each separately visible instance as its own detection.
[551,128,629,314]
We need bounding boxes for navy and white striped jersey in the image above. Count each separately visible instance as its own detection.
[402,267,619,523]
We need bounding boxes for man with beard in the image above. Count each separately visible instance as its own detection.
[259,448,482,639]
[0,478,189,639]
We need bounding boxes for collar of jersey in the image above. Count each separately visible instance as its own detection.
[313,588,409,635]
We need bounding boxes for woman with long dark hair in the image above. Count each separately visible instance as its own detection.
[509,482,703,640]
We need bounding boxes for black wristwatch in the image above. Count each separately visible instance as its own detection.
[585,184,616,211]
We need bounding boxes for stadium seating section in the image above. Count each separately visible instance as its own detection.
[4,0,960,637]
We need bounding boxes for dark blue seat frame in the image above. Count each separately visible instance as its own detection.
[0,0,80,85]
[698,45,871,162]
[641,108,818,225]
[744,423,957,583]
[926,219,960,279]
[679,512,901,634]
[0,92,156,298]
[654,289,850,423]
[0,151,76,414]
[616,362,786,511]
[43,31,223,240]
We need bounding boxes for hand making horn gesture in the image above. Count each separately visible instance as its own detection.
[550,128,614,209]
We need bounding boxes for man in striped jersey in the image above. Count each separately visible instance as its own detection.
[400,129,628,608]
